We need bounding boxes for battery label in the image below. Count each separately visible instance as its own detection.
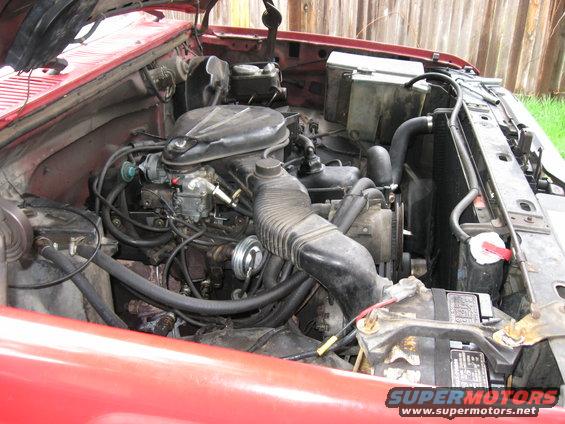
[450,349,489,387]
[447,292,480,324]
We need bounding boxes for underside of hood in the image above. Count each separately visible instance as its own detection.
[0,0,209,71]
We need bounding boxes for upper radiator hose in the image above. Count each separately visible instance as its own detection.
[389,115,433,185]
[252,158,391,319]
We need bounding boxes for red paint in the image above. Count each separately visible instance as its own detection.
[1,14,477,131]
[204,26,478,72]
[0,13,189,130]
[0,306,562,423]
[474,195,487,209]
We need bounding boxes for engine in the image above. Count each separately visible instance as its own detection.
[2,47,561,390]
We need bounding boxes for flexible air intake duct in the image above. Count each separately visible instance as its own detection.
[251,158,391,319]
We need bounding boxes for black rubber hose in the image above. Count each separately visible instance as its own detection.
[262,138,290,159]
[40,245,128,329]
[363,188,387,206]
[233,204,253,218]
[389,116,433,185]
[163,226,206,297]
[102,182,172,248]
[366,146,393,187]
[255,276,315,328]
[229,304,279,328]
[348,177,376,196]
[117,192,204,300]
[335,195,367,233]
[331,177,376,226]
[262,256,285,289]
[95,145,134,215]
[162,226,206,288]
[405,72,477,242]
[77,245,311,315]
[253,260,296,326]
[93,177,170,233]
[246,326,287,352]
[333,188,385,233]
[296,134,316,152]
[279,261,294,280]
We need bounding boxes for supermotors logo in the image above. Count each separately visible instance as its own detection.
[386,387,559,419]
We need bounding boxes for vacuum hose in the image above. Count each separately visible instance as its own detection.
[102,182,172,248]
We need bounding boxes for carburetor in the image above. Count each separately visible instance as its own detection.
[135,104,290,223]
[138,154,236,223]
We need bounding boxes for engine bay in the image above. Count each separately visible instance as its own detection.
[1,35,564,391]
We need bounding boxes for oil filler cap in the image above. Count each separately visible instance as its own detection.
[255,158,282,178]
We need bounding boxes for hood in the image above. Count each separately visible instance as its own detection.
[0,0,209,71]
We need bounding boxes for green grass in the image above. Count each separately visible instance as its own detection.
[518,95,565,157]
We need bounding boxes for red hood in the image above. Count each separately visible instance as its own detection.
[0,0,208,71]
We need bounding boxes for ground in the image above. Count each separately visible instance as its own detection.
[518,95,565,157]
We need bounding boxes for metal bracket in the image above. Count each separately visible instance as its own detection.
[507,211,551,234]
[494,301,565,347]
[357,308,520,374]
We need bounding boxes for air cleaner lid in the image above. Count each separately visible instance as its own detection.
[162,105,289,168]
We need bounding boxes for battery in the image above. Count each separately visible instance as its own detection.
[369,289,502,386]
[450,350,489,387]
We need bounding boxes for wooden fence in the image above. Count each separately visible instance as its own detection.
[168,0,565,95]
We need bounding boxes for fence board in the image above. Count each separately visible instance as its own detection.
[166,0,564,95]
